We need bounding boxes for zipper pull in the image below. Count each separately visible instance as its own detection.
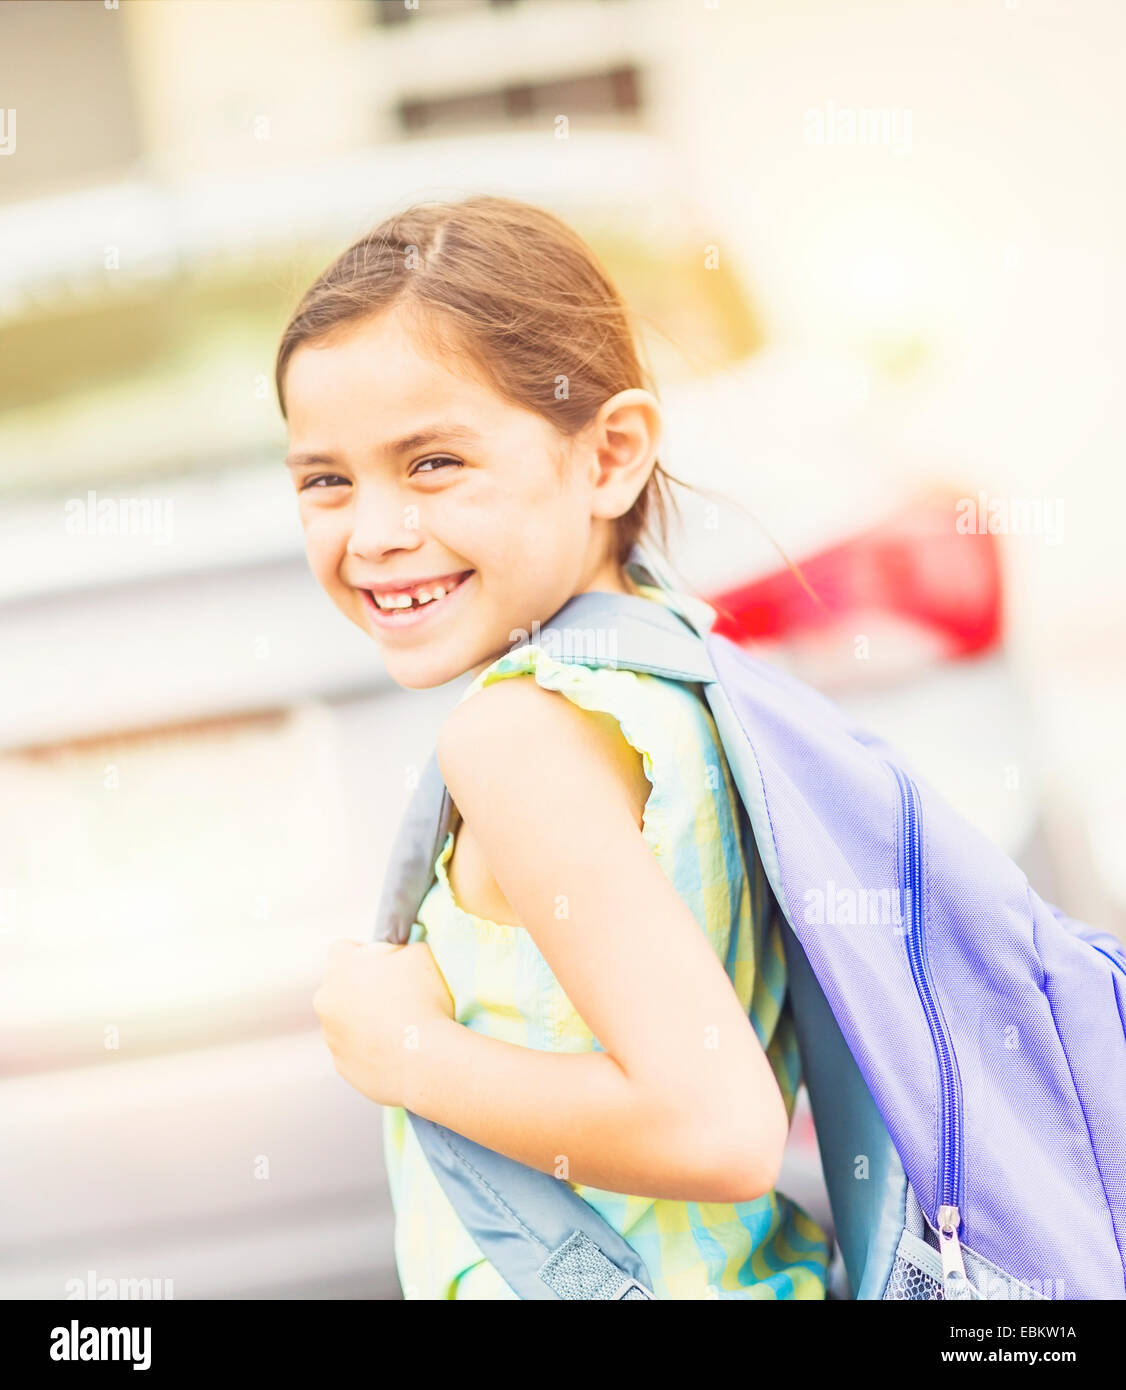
[937,1205,976,1300]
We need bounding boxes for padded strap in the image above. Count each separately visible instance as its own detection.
[406,1115,656,1299]
[373,748,453,946]
[533,590,717,684]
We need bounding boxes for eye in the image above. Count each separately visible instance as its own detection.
[410,456,463,477]
[299,474,350,491]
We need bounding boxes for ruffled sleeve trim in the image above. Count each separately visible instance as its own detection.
[457,642,680,866]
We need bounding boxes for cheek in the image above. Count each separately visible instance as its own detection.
[438,484,516,560]
[464,469,572,555]
[299,510,347,581]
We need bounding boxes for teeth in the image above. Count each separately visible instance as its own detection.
[372,578,457,611]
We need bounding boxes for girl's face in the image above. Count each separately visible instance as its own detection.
[283,305,643,689]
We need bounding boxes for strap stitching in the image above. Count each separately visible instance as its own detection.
[428,1123,551,1258]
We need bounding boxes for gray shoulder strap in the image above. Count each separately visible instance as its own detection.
[403,1119,657,1299]
[373,748,453,947]
[540,590,716,683]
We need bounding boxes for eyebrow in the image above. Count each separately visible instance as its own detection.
[285,424,484,470]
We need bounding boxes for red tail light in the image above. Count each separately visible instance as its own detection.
[707,497,1004,659]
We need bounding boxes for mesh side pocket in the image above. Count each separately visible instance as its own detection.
[884,1249,944,1300]
[883,1226,1052,1301]
[883,1227,945,1300]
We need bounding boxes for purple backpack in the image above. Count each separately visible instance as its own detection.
[375,547,1126,1300]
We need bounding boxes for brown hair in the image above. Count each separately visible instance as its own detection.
[275,194,684,568]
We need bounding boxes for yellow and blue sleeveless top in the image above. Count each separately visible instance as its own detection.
[382,585,831,1299]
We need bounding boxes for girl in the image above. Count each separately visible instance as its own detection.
[280,195,831,1300]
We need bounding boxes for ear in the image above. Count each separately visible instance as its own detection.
[582,389,662,523]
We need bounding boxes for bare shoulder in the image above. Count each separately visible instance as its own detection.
[436,672,650,830]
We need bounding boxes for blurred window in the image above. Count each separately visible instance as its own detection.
[0,0,141,206]
[371,0,490,25]
[399,65,642,135]
[370,0,622,25]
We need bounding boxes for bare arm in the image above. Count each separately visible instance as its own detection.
[403,1016,753,1201]
[399,673,789,1204]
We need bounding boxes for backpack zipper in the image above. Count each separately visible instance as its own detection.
[888,762,972,1296]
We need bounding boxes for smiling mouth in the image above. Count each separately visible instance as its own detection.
[364,569,474,617]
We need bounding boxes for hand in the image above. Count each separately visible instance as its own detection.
[313,939,456,1109]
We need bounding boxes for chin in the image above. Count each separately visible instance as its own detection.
[381,651,467,691]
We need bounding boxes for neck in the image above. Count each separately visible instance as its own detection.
[577,554,645,599]
[464,558,652,683]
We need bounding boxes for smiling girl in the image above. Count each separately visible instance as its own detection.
[279,195,831,1299]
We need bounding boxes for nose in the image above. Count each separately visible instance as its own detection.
[346,481,423,561]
